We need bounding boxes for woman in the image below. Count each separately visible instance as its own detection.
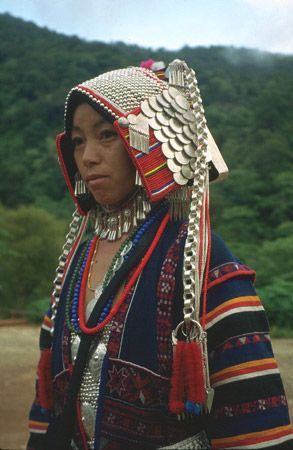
[27,59,293,450]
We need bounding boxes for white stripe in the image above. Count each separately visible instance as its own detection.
[212,368,280,387]
[41,324,51,332]
[28,428,47,434]
[153,181,175,195]
[228,432,293,449]
[206,305,264,329]
[118,273,142,358]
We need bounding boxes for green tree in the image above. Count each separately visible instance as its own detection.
[0,205,67,317]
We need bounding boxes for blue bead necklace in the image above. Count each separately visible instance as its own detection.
[69,203,168,334]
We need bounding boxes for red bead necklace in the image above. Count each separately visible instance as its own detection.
[78,212,170,334]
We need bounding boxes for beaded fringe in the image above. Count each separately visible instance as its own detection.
[167,187,191,221]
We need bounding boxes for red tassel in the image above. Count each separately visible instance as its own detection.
[37,348,53,410]
[184,341,205,404]
[169,341,185,414]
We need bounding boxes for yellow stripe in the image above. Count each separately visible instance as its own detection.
[29,420,49,427]
[210,358,276,379]
[145,162,167,177]
[206,296,260,320]
[212,424,293,445]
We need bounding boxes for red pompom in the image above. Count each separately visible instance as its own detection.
[169,341,185,414]
[184,341,205,404]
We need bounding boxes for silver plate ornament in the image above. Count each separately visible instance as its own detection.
[175,151,190,165]
[149,96,163,112]
[154,129,169,143]
[161,126,176,139]
[189,158,196,170]
[157,93,170,108]
[89,342,107,378]
[183,125,194,140]
[184,143,197,157]
[168,86,181,99]
[167,159,181,173]
[141,100,155,118]
[175,94,189,110]
[81,402,96,439]
[182,164,193,179]
[170,99,186,114]
[162,142,176,159]
[127,114,138,125]
[188,122,197,134]
[120,240,133,257]
[173,172,189,185]
[162,89,172,103]
[170,118,183,134]
[156,111,170,126]
[112,254,124,272]
[94,282,103,301]
[164,107,176,118]
[71,334,81,362]
[183,111,196,123]
[174,111,187,125]
[169,138,183,152]
[149,117,161,131]
[177,133,191,145]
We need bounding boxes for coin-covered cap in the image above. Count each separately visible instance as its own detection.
[56,60,227,214]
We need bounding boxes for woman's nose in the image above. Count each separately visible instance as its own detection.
[82,140,102,165]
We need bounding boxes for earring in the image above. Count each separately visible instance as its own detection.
[74,172,87,196]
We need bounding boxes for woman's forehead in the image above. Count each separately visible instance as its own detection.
[72,103,111,128]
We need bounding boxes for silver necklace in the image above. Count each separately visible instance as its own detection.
[93,188,151,241]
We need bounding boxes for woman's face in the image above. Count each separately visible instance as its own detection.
[72,103,136,208]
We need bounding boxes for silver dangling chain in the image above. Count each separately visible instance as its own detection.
[50,209,88,335]
[168,65,209,330]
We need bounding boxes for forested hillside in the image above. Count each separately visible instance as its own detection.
[0,13,292,328]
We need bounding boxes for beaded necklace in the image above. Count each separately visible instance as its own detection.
[66,203,169,335]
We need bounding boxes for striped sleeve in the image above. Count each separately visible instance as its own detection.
[205,239,293,449]
[27,310,53,450]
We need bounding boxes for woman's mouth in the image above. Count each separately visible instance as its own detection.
[86,174,108,188]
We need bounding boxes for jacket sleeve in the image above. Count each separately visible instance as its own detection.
[26,311,53,450]
[205,234,293,449]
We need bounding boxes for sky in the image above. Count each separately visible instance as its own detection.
[0,0,292,55]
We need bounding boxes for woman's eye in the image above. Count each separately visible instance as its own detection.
[100,129,117,140]
[72,136,83,148]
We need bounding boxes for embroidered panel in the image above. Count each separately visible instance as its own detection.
[156,223,187,376]
[106,358,169,408]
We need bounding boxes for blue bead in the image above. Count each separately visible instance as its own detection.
[185,401,201,415]
[185,401,194,413]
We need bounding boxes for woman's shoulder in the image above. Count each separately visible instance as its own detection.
[209,232,256,288]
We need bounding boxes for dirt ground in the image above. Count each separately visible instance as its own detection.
[0,325,292,450]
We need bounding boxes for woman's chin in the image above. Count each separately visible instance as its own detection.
[91,187,137,211]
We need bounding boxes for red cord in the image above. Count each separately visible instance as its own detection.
[79,213,170,335]
[200,197,211,329]
[38,349,53,410]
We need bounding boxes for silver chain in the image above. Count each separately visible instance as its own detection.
[182,68,209,329]
[50,209,87,335]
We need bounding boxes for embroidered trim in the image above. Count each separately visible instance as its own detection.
[208,262,255,289]
[214,395,288,419]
